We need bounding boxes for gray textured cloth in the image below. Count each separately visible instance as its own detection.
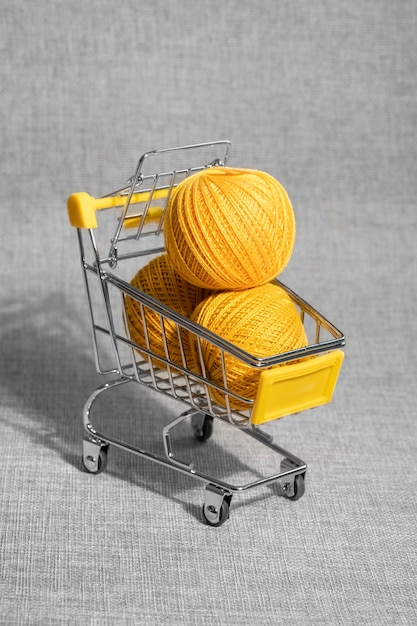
[1,1,416,624]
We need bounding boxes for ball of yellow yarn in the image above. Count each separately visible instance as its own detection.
[125,253,207,370]
[190,283,308,410]
[164,166,295,291]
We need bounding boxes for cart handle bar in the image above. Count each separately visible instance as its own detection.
[67,189,167,229]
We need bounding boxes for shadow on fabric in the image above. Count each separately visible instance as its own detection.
[0,292,279,519]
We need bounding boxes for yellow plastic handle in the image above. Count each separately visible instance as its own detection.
[67,188,168,228]
[121,206,164,229]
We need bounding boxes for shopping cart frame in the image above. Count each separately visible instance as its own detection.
[68,140,345,526]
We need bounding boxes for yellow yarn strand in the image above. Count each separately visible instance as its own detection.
[165,167,296,291]
[124,253,207,370]
[191,283,308,409]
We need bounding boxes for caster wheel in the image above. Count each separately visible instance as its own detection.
[202,500,230,527]
[192,414,213,442]
[82,446,108,475]
[283,474,305,501]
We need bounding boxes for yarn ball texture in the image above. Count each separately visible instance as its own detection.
[190,283,308,410]
[124,253,207,370]
[164,166,295,291]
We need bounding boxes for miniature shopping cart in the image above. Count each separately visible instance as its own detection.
[67,140,345,526]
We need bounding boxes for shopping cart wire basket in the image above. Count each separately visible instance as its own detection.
[67,140,345,526]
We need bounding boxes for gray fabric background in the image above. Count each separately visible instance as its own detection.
[1,1,416,624]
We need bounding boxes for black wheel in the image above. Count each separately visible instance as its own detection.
[202,500,230,527]
[82,446,108,475]
[192,415,213,442]
[284,474,305,501]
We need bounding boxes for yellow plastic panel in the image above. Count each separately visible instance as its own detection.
[251,349,344,425]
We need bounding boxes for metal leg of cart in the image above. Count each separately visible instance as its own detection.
[80,378,307,526]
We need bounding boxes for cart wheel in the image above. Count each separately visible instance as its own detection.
[202,500,230,527]
[284,474,305,501]
[82,446,108,475]
[192,414,213,442]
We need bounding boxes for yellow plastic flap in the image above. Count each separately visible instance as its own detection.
[251,349,344,425]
